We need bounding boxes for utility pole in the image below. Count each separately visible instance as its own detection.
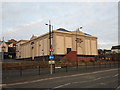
[76,27,82,71]
[76,28,78,70]
[49,21,53,75]
[42,49,44,61]
[51,25,53,55]
[46,20,53,74]
[46,20,52,54]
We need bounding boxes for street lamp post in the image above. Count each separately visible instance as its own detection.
[76,28,78,70]
[42,49,44,61]
[46,20,53,74]
[76,27,82,71]
[45,21,52,54]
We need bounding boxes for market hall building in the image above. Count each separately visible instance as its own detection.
[16,28,98,61]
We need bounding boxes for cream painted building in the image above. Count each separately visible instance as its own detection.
[0,41,8,52]
[16,28,98,60]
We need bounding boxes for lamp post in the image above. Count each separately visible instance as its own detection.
[45,20,52,54]
[46,20,53,74]
[31,41,34,60]
[76,28,78,70]
[76,27,82,71]
[42,49,44,61]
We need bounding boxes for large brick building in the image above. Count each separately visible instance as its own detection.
[16,28,98,61]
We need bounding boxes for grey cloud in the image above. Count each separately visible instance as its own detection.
[1,2,118,49]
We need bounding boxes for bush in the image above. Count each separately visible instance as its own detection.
[81,60,85,62]
[90,60,94,62]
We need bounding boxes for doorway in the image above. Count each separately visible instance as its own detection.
[67,48,71,54]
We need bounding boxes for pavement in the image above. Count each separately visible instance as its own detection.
[2,68,120,89]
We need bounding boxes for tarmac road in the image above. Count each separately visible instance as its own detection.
[3,68,119,89]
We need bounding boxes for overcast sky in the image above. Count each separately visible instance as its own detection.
[0,1,118,49]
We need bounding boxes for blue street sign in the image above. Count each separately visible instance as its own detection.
[49,55,54,60]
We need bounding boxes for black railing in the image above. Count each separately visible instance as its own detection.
[2,61,119,78]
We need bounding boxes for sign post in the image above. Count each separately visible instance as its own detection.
[46,20,54,75]
[49,55,55,74]
[50,63,52,75]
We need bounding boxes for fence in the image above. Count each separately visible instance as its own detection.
[2,61,119,78]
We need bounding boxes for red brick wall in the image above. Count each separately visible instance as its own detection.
[65,51,95,62]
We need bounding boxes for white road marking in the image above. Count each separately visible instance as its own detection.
[5,68,118,87]
[0,84,6,87]
[115,85,120,90]
[113,74,119,77]
[52,73,119,89]
[53,83,71,89]
[93,77,102,80]
[52,76,111,88]
[100,83,106,85]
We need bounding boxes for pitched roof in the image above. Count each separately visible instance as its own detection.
[111,45,120,49]
[17,40,29,43]
[8,39,17,44]
[57,28,70,32]
[30,35,37,40]
[5,42,12,45]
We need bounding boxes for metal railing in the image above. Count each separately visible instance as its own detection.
[2,61,119,78]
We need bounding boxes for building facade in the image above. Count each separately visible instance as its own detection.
[16,29,98,61]
[111,45,120,54]
[0,41,8,53]
[0,39,17,60]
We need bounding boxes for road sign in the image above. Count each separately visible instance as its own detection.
[49,55,54,60]
[49,45,54,52]
[49,60,55,64]
[49,48,54,52]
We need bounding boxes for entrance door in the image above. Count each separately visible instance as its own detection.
[67,48,71,54]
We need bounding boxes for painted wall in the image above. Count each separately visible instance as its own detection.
[56,35,65,54]
[16,35,50,59]
[16,30,98,60]
[0,42,8,52]
[54,31,98,56]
